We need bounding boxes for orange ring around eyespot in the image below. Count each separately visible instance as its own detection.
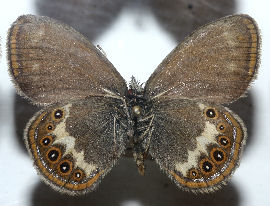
[57,159,73,176]
[217,135,231,149]
[39,135,53,147]
[204,107,218,119]
[73,169,85,182]
[210,148,227,165]
[188,168,201,179]
[51,108,65,122]
[199,158,217,176]
[46,147,62,164]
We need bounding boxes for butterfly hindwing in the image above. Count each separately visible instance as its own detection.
[25,96,128,195]
[7,15,127,105]
[144,14,260,104]
[148,99,246,192]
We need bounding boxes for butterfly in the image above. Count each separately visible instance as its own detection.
[7,14,260,195]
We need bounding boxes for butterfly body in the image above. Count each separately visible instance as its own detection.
[7,14,260,195]
[121,77,153,175]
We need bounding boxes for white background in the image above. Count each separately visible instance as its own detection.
[0,0,269,206]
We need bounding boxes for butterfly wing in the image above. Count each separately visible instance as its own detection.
[25,96,128,195]
[148,99,246,192]
[144,14,260,104]
[145,14,260,192]
[7,15,127,105]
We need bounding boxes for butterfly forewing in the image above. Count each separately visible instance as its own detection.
[148,99,246,192]
[144,15,260,104]
[7,15,127,105]
[25,96,128,195]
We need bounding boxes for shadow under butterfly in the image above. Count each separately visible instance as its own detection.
[7,14,260,195]
[31,158,239,206]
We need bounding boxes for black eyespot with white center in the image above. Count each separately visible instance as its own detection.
[218,136,231,149]
[54,109,63,119]
[210,148,227,165]
[42,137,51,146]
[217,122,227,132]
[189,168,200,179]
[205,108,216,118]
[59,161,70,174]
[202,161,213,173]
[75,172,81,178]
[40,136,53,148]
[73,169,84,181]
[191,170,198,179]
[220,138,229,146]
[46,123,54,132]
[48,149,59,162]
[213,150,224,162]
[48,125,53,130]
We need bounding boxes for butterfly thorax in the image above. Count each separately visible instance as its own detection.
[127,77,154,175]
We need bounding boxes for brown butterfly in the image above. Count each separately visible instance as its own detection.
[7,14,260,195]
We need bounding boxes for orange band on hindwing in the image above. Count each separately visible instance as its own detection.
[27,110,103,193]
[169,109,245,191]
